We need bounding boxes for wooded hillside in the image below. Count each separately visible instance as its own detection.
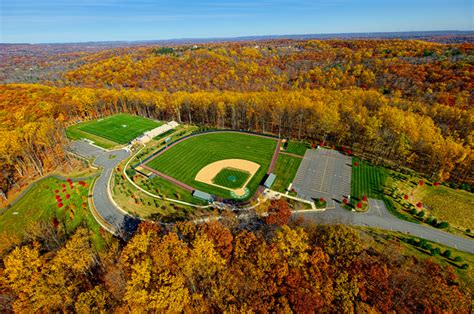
[0,39,473,197]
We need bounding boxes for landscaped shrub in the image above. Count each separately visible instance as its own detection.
[416,211,425,218]
[126,168,137,177]
[430,247,441,256]
[454,256,463,262]
[461,263,469,269]
[437,221,450,229]
[442,250,452,258]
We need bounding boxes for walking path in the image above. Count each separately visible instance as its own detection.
[267,139,281,174]
[68,140,474,253]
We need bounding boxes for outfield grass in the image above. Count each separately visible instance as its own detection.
[351,157,389,199]
[67,113,162,146]
[0,177,103,254]
[285,141,309,156]
[212,168,250,189]
[272,154,302,192]
[146,132,277,199]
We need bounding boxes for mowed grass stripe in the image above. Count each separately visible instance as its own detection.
[285,141,309,156]
[212,168,250,189]
[146,133,277,198]
[272,154,302,192]
[351,157,388,199]
[78,113,162,144]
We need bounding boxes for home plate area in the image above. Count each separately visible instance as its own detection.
[292,148,352,207]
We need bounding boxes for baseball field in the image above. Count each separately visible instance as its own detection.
[144,132,278,199]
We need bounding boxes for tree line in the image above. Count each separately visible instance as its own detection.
[0,83,472,198]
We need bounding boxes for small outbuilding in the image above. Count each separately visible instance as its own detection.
[192,190,214,202]
[263,173,276,189]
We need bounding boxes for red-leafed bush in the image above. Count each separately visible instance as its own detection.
[66,194,70,199]
[418,180,424,186]
[354,162,359,167]
[404,194,409,200]
[58,203,63,208]
[356,202,363,209]
[362,195,367,202]
[416,202,423,208]
[434,182,440,186]
[52,217,59,228]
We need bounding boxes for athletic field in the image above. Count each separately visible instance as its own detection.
[145,132,278,199]
[212,168,251,189]
[67,113,162,147]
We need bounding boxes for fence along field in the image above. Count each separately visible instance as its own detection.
[145,132,278,199]
[69,113,162,145]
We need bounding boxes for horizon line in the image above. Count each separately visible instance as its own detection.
[1,29,473,45]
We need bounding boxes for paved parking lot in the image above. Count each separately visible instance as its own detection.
[292,148,352,206]
[68,139,105,158]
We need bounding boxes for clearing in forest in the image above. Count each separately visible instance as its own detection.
[144,132,278,199]
[67,113,162,147]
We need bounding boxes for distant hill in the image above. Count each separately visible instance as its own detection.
[1,30,473,46]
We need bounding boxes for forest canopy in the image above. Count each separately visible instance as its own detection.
[0,38,473,196]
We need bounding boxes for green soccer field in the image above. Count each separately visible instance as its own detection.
[67,113,162,146]
[146,132,278,199]
[212,168,251,189]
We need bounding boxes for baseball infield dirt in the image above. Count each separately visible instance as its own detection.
[195,159,260,196]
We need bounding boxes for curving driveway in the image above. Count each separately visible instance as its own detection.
[294,198,474,254]
[69,140,140,237]
[69,140,474,253]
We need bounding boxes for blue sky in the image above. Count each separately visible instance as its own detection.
[1,0,472,43]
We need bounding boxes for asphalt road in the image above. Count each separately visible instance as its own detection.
[69,140,474,253]
[295,199,474,254]
[70,140,140,236]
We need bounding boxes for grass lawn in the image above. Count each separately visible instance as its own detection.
[146,132,277,199]
[112,169,207,220]
[0,177,104,254]
[387,172,474,234]
[351,157,389,199]
[284,141,309,156]
[67,113,162,147]
[212,168,250,189]
[272,154,302,192]
[153,128,175,141]
[421,186,473,232]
